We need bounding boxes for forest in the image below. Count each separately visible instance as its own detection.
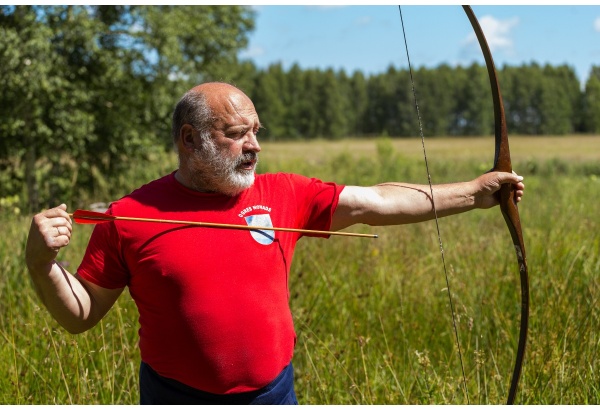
[1,5,600,212]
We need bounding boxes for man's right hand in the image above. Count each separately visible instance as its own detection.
[26,203,72,270]
[24,203,124,334]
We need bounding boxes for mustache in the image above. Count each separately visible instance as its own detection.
[235,151,258,166]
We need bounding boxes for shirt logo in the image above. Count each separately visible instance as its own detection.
[244,214,275,245]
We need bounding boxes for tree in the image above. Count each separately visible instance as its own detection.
[582,66,600,133]
[318,68,349,139]
[537,64,580,135]
[454,63,493,136]
[0,6,97,211]
[414,64,456,136]
[285,64,307,139]
[364,66,415,137]
[503,63,544,135]
[347,71,368,136]
[252,63,288,140]
[0,5,255,211]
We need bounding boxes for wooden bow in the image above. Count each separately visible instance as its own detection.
[462,5,530,404]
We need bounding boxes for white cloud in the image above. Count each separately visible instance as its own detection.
[464,15,519,53]
[594,17,600,32]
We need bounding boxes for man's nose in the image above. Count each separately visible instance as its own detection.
[244,132,261,153]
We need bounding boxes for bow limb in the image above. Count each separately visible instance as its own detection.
[462,5,530,405]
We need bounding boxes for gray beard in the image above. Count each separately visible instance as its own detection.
[186,138,258,196]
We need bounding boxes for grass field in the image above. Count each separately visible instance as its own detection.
[1,135,599,404]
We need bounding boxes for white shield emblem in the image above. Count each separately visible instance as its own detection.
[244,214,275,245]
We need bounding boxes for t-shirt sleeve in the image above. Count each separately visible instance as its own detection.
[76,208,129,289]
[288,174,345,238]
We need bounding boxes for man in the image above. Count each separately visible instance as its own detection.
[25,82,525,404]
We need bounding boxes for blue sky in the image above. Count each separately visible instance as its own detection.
[239,5,600,88]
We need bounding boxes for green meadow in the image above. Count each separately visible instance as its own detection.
[1,136,599,404]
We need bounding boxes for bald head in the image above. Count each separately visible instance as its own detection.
[171,82,253,145]
[190,82,246,100]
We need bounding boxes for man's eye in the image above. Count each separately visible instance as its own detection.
[226,130,244,139]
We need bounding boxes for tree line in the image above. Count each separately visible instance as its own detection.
[245,62,600,140]
[1,5,599,212]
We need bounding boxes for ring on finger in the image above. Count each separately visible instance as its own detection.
[56,226,61,236]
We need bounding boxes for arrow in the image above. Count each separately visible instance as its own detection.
[68,209,378,239]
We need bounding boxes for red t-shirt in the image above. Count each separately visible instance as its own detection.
[77,171,344,394]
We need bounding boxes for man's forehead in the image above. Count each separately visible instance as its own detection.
[214,112,260,130]
[209,93,259,127]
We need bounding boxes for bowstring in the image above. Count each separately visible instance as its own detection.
[398,6,470,404]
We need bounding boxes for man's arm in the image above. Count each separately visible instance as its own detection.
[25,204,123,334]
[331,171,524,231]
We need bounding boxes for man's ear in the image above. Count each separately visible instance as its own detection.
[179,124,196,152]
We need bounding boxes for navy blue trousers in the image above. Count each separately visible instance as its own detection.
[139,361,298,405]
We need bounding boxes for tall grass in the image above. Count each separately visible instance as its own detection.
[1,136,599,404]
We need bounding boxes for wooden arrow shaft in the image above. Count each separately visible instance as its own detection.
[69,212,378,239]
